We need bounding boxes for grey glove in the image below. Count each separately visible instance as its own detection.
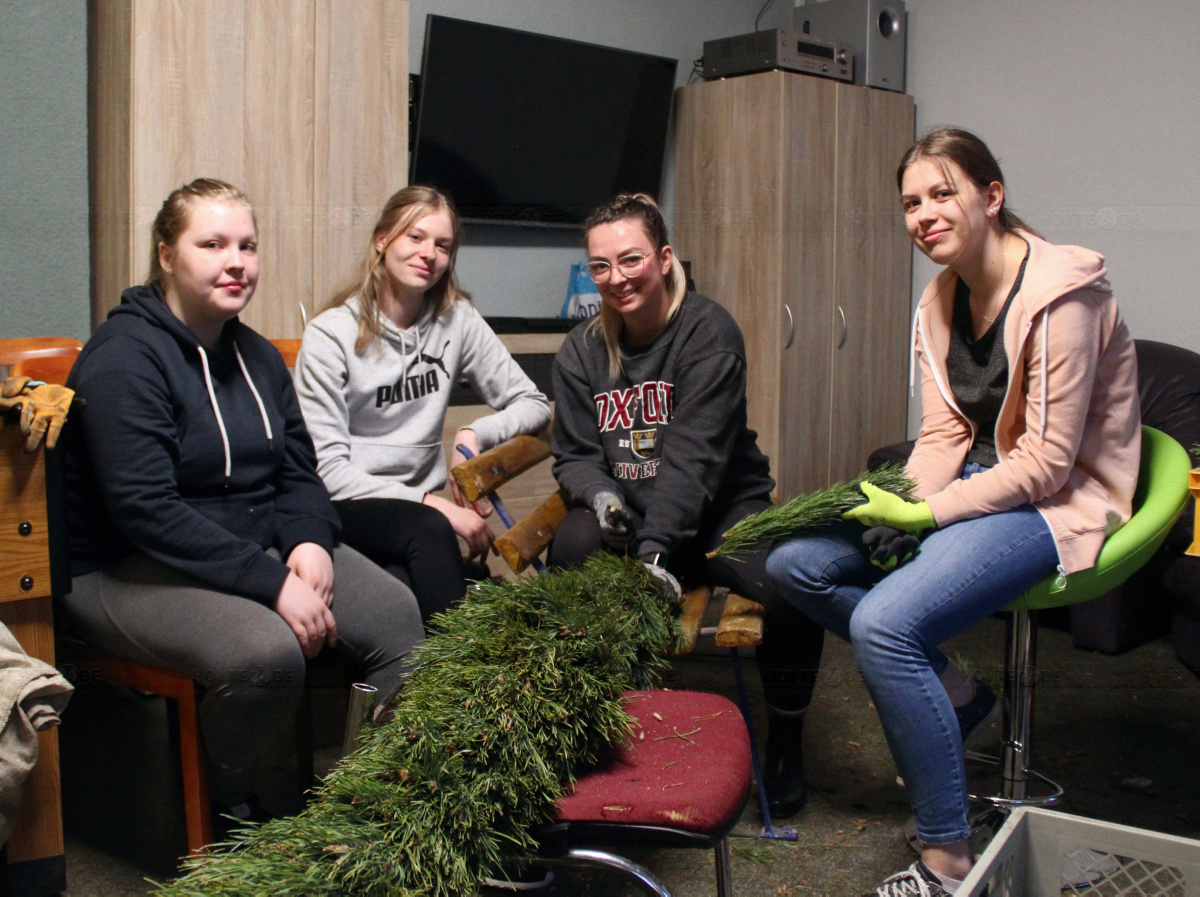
[862,525,921,571]
[640,561,682,605]
[591,490,634,550]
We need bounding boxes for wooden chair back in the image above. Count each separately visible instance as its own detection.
[11,355,77,386]
[0,338,83,369]
[269,338,302,368]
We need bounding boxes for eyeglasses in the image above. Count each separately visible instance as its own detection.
[582,252,654,283]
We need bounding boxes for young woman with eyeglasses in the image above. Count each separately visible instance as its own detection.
[295,186,550,623]
[549,193,827,818]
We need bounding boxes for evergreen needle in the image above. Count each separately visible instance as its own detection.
[709,464,916,558]
[153,554,680,896]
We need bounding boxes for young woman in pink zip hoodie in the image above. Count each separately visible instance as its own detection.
[767,128,1140,896]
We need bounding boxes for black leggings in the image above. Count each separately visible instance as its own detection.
[333,498,467,625]
[548,499,825,712]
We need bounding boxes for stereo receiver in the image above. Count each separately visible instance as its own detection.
[702,29,852,82]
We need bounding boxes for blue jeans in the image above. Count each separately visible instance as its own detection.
[765,470,1058,845]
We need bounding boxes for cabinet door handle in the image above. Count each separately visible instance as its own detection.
[784,303,795,350]
[837,305,848,349]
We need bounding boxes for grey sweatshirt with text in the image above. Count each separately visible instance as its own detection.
[296,296,551,502]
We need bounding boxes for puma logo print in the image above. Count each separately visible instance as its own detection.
[420,340,451,378]
[375,340,452,408]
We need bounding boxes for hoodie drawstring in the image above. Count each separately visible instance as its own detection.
[1039,307,1049,439]
[908,306,921,399]
[197,342,275,488]
[235,343,274,450]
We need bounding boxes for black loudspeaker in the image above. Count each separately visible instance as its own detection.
[796,0,906,92]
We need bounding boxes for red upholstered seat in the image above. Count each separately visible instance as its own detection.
[555,689,751,836]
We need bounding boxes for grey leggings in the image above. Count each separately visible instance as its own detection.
[60,544,423,804]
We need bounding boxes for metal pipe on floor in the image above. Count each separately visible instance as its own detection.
[342,682,378,758]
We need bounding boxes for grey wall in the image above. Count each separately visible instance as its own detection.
[10,1,1197,344]
[904,0,1200,356]
[0,0,90,340]
[405,0,772,318]
[832,0,1200,435]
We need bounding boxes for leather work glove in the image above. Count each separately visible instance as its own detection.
[843,482,935,535]
[0,376,34,409]
[639,559,683,605]
[591,490,634,551]
[0,377,76,452]
[862,525,922,571]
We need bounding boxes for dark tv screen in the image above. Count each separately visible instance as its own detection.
[411,16,678,227]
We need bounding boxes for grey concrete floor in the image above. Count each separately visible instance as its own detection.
[52,615,1200,896]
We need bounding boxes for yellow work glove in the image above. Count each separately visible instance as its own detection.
[0,377,76,452]
[843,481,935,535]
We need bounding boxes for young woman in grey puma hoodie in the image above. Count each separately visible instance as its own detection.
[296,187,550,621]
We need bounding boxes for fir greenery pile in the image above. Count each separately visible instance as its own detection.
[710,464,917,558]
[156,554,681,896]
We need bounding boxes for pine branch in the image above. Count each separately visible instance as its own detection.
[709,464,917,559]
[153,554,680,896]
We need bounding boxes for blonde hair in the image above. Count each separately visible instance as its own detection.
[324,185,471,353]
[583,193,687,382]
[146,178,257,288]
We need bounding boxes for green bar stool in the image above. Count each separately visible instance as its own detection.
[971,426,1192,813]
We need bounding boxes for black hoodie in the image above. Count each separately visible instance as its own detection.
[64,285,340,604]
[551,291,774,562]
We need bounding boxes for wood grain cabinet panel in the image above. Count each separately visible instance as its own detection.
[88,0,409,338]
[674,72,914,498]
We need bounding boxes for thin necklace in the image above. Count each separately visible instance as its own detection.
[980,236,1009,325]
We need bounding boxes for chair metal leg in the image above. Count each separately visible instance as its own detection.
[541,848,671,896]
[1002,609,1035,801]
[713,835,733,897]
[969,609,1063,811]
[729,648,797,841]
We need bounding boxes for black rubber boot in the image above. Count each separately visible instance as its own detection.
[763,711,808,818]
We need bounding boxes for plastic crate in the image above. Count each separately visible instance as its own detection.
[961,808,1200,896]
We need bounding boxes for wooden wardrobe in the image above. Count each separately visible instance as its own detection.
[88,0,410,338]
[674,71,915,498]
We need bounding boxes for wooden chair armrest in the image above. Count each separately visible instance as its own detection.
[494,490,568,574]
[714,593,764,648]
[451,429,552,503]
[672,585,712,656]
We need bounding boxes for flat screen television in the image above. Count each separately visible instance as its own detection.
[410,15,678,227]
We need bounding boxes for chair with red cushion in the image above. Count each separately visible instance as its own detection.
[533,688,751,896]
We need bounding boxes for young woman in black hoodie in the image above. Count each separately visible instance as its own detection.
[549,193,826,817]
[61,179,423,827]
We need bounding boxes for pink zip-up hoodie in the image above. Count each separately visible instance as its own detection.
[906,231,1141,576]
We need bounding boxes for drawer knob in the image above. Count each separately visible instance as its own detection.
[20,575,34,591]
[18,521,32,537]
